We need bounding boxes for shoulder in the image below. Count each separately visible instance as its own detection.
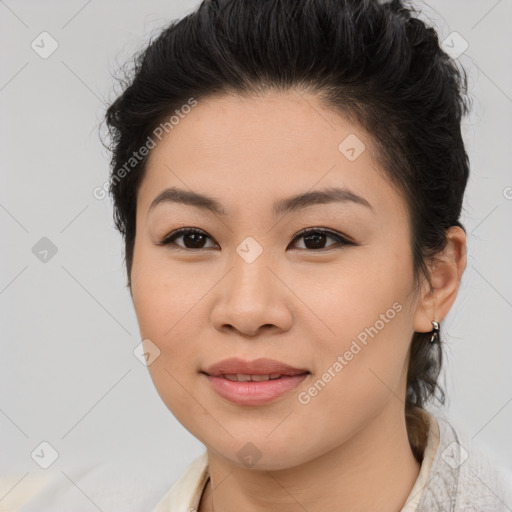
[417,411,512,512]
[0,470,61,510]
[152,451,209,512]
[0,459,177,511]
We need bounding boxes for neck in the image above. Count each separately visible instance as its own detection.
[199,403,423,512]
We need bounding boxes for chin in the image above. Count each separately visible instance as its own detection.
[201,433,320,472]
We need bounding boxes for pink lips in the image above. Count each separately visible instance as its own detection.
[201,357,310,406]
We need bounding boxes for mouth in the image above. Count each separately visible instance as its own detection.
[201,358,310,406]
[215,373,304,381]
[202,357,309,377]
[201,373,310,406]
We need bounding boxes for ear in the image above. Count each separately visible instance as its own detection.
[413,226,467,334]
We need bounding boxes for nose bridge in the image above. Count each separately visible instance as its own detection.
[228,237,275,304]
[210,236,291,335]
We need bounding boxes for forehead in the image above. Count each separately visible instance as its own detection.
[138,91,404,220]
[148,91,376,161]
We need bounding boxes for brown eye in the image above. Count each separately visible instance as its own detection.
[289,228,354,251]
[159,228,217,250]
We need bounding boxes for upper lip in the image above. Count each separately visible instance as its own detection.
[202,357,309,377]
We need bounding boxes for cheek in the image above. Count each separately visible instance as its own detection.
[131,240,207,340]
[294,245,413,342]
[132,277,209,376]
[130,240,224,351]
[293,301,412,458]
[297,246,414,405]
[131,260,210,433]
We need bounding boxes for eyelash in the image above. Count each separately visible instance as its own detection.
[157,227,355,252]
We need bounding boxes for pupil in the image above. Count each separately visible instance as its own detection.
[185,233,205,249]
[305,233,325,249]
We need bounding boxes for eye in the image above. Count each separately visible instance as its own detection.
[289,228,354,251]
[158,227,355,251]
[158,228,218,250]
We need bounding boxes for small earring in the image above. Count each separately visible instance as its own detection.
[430,320,439,343]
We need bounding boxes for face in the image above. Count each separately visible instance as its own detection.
[130,91,424,470]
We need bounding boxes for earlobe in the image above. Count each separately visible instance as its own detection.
[413,226,467,334]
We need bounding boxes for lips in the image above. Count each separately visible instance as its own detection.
[202,357,309,378]
[201,357,310,406]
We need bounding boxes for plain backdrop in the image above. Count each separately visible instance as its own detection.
[1,0,511,508]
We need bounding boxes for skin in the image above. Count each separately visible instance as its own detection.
[130,90,467,512]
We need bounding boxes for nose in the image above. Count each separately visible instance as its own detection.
[209,250,293,337]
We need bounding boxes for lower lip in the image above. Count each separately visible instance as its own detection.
[203,373,309,406]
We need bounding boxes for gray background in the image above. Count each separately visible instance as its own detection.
[1,0,511,507]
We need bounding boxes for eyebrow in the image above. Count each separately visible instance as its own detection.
[148,186,374,217]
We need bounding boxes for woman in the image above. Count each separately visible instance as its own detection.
[103,0,512,510]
